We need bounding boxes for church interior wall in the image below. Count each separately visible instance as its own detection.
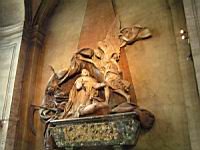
[114,0,200,150]
[6,0,200,150]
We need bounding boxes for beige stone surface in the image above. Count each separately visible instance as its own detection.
[114,0,199,149]
[11,0,200,150]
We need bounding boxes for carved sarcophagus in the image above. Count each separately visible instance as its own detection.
[49,112,140,149]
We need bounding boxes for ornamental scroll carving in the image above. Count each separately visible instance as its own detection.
[39,18,154,130]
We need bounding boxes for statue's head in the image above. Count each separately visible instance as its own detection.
[97,41,107,52]
[81,69,90,76]
[111,53,120,61]
[94,48,104,59]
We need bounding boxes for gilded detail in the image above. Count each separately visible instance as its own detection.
[63,122,118,143]
[50,117,140,148]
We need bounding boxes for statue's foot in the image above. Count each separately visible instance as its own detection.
[111,102,137,113]
[79,102,110,116]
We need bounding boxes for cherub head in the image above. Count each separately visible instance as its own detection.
[111,53,120,62]
[94,48,104,59]
[97,41,107,52]
[81,69,90,76]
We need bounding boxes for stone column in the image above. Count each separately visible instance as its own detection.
[17,25,45,150]
[0,1,24,150]
[13,1,60,149]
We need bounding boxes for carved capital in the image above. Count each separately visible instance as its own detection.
[27,0,59,48]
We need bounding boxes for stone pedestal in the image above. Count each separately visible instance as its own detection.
[49,112,140,149]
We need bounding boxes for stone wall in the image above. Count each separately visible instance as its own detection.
[114,0,200,150]
[182,0,200,150]
[14,0,200,150]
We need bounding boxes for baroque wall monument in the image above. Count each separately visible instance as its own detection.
[1,0,200,150]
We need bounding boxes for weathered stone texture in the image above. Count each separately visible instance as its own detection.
[115,0,199,150]
[10,0,200,150]
[50,113,140,148]
[182,1,200,150]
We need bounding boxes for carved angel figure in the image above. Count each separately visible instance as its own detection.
[58,18,152,104]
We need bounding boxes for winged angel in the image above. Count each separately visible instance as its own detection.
[39,18,154,129]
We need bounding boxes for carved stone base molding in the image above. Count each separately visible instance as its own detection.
[48,112,140,150]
